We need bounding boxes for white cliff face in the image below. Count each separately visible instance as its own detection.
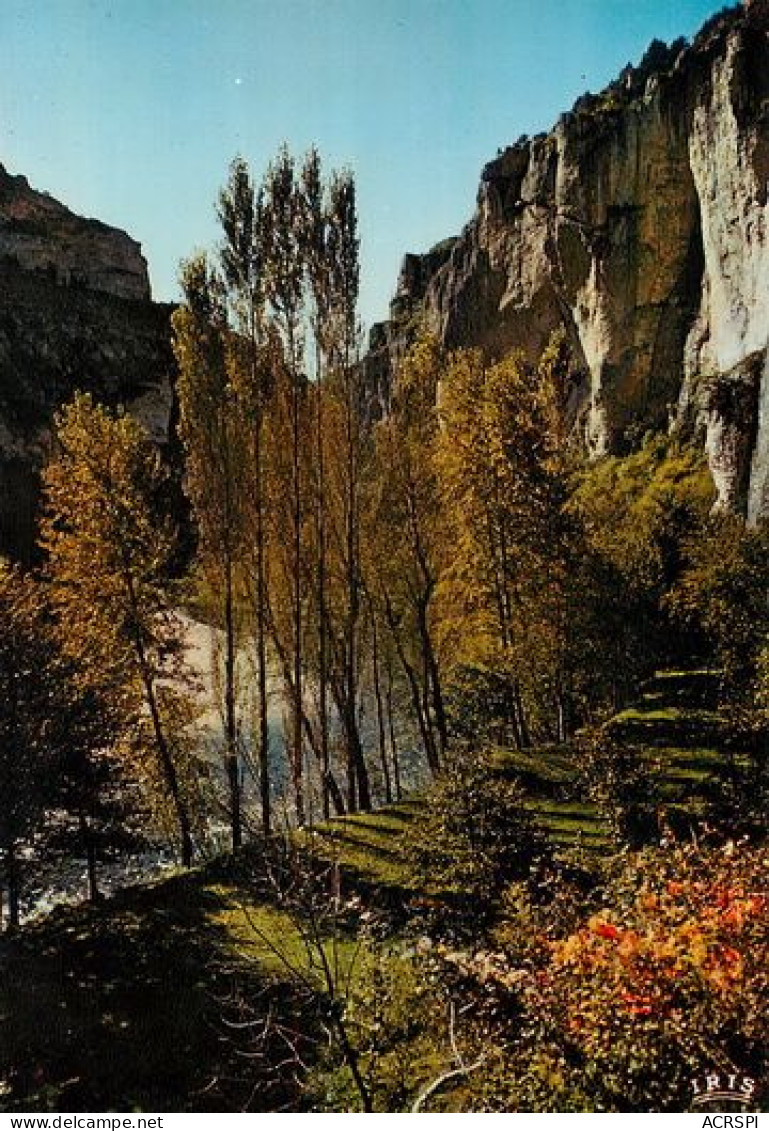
[570,253,613,456]
[428,74,700,452]
[368,3,769,519]
[684,32,769,517]
[405,30,707,457]
[686,45,769,375]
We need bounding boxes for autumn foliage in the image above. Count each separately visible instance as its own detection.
[447,839,769,1111]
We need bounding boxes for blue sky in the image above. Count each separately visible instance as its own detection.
[1,0,725,330]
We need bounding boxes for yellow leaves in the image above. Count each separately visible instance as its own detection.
[570,435,715,599]
[430,341,575,732]
[391,334,444,425]
[38,394,198,845]
[551,931,593,969]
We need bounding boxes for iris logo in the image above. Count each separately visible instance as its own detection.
[690,1072,757,1108]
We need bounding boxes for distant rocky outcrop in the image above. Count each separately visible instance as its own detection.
[364,0,769,520]
[0,164,150,302]
[0,165,174,557]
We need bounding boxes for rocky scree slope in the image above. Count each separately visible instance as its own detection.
[0,164,174,557]
[364,1,769,520]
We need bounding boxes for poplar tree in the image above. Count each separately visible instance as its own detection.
[300,147,334,819]
[434,348,572,745]
[40,395,197,865]
[366,336,448,775]
[174,252,247,849]
[177,148,370,826]
[217,158,274,837]
[324,169,371,811]
[261,147,308,824]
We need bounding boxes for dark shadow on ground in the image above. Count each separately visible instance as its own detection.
[0,868,315,1113]
[609,714,723,750]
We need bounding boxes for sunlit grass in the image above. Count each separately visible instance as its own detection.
[1,666,748,1111]
[305,802,421,890]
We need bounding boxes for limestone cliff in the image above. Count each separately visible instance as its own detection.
[0,167,174,556]
[0,164,150,302]
[365,1,769,519]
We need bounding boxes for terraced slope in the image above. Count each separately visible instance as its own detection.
[0,671,744,1112]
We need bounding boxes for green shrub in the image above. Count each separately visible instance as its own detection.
[668,515,769,698]
[404,748,551,923]
[573,726,656,847]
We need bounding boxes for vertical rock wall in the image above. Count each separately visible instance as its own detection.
[365,2,769,518]
[0,169,174,557]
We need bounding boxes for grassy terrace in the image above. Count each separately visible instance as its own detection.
[0,670,742,1112]
[307,803,421,891]
[0,807,423,1113]
[608,670,746,817]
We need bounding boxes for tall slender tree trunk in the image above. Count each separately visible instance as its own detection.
[123,566,194,866]
[266,592,347,816]
[345,384,358,812]
[385,673,402,802]
[6,842,19,932]
[512,681,530,749]
[79,811,99,902]
[406,479,448,766]
[371,615,393,804]
[143,663,195,866]
[246,309,270,841]
[220,394,241,851]
[291,370,305,826]
[384,596,440,776]
[416,597,448,765]
[343,360,370,812]
[243,303,271,840]
[315,374,331,820]
[223,543,242,850]
[555,688,567,744]
[254,416,271,838]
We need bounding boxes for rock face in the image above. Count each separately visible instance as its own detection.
[0,164,150,302]
[0,167,174,557]
[365,2,769,519]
